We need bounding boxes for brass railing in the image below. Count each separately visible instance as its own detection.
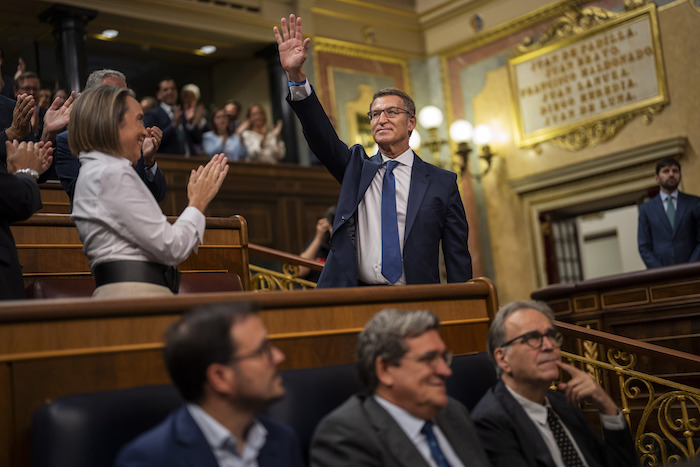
[249,264,317,291]
[557,321,700,466]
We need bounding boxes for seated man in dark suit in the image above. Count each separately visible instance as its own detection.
[54,69,166,207]
[310,309,491,467]
[472,300,637,467]
[115,302,304,467]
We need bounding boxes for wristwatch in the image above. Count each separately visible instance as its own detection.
[15,168,39,181]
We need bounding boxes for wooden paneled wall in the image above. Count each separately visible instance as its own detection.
[0,279,496,467]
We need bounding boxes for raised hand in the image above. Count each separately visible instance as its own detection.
[273,14,311,82]
[6,93,35,141]
[142,126,163,165]
[556,361,618,415]
[43,91,77,136]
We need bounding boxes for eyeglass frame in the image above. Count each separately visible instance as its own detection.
[403,349,453,368]
[229,338,276,363]
[367,106,411,122]
[500,329,563,349]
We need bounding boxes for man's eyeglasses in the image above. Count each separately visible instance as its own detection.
[405,350,453,368]
[19,87,39,94]
[501,329,563,349]
[230,339,275,363]
[367,107,410,122]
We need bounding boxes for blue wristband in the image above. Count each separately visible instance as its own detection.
[288,79,307,87]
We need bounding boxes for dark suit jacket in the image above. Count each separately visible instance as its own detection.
[0,94,44,160]
[310,394,491,467]
[144,105,182,155]
[471,380,637,467]
[0,168,41,300]
[288,90,472,288]
[54,130,167,208]
[638,192,700,268]
[114,406,305,467]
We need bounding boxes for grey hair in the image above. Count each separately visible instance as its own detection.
[487,300,555,377]
[85,69,127,90]
[356,309,440,393]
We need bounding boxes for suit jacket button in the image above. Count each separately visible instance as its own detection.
[341,216,346,222]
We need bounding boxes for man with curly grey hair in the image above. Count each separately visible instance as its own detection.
[310,309,490,467]
[472,300,637,467]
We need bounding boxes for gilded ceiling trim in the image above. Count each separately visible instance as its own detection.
[332,0,418,18]
[420,0,497,29]
[312,37,417,63]
[310,7,422,32]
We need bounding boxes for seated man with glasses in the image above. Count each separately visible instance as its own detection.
[310,309,491,467]
[115,302,304,467]
[472,300,637,467]
[274,15,471,288]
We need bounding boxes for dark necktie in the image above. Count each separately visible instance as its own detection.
[666,196,676,230]
[547,407,584,467]
[381,160,402,283]
[421,421,452,467]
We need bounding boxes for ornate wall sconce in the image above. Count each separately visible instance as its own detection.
[415,105,496,179]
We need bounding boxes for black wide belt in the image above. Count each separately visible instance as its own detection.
[93,261,180,294]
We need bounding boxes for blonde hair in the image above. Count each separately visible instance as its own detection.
[68,85,135,156]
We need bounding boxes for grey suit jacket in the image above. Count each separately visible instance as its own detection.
[310,394,491,467]
[471,381,637,467]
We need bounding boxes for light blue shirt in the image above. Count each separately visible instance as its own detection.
[202,131,247,161]
[186,403,267,467]
[659,190,678,212]
[373,395,464,467]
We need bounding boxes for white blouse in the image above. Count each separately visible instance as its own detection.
[72,150,205,270]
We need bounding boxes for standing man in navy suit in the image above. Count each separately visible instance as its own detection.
[274,15,472,288]
[472,300,637,467]
[638,157,700,268]
[115,302,304,467]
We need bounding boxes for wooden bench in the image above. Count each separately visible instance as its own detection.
[11,212,251,293]
[0,279,497,467]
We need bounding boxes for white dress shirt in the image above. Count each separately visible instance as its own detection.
[374,395,465,467]
[506,385,626,467]
[187,403,267,467]
[357,150,412,285]
[72,150,205,270]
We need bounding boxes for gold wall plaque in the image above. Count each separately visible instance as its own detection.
[508,3,668,150]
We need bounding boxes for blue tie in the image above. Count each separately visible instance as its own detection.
[381,160,402,283]
[421,421,452,467]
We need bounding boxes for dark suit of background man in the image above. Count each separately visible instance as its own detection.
[144,78,199,156]
[54,69,166,208]
[471,300,637,467]
[638,157,700,268]
[274,15,472,288]
[1,140,53,300]
[115,302,304,467]
[310,309,491,467]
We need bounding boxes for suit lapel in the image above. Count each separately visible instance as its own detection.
[495,381,557,467]
[652,195,674,233]
[174,407,220,467]
[357,154,383,206]
[673,192,689,235]
[363,396,430,467]
[405,154,430,241]
[435,406,478,465]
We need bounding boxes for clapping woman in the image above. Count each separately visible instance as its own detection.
[70,85,229,298]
